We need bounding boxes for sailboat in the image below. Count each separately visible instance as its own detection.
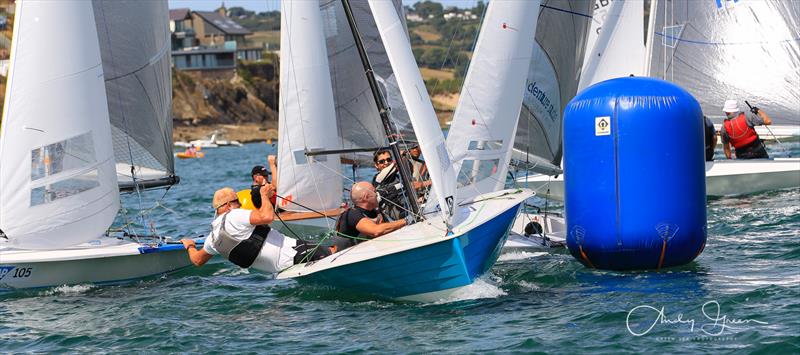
[0,0,195,290]
[516,0,800,201]
[270,0,417,236]
[500,0,594,247]
[275,0,533,302]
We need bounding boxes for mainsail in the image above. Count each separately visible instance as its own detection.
[92,0,178,191]
[319,0,413,160]
[512,0,594,175]
[277,0,343,213]
[647,0,800,126]
[445,0,542,202]
[0,1,120,249]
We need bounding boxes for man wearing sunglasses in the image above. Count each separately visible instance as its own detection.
[181,185,330,273]
[372,149,408,221]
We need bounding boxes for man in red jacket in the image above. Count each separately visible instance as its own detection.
[720,99,772,159]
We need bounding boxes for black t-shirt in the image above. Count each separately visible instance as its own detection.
[332,207,379,251]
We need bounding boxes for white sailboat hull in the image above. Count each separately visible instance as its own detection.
[516,158,800,201]
[505,212,566,249]
[0,237,195,290]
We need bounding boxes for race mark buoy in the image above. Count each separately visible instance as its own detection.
[563,77,707,270]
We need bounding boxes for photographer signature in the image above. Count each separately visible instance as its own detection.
[626,301,768,336]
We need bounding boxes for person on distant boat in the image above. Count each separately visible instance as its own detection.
[704,116,717,161]
[372,149,409,221]
[330,182,410,253]
[720,99,772,160]
[181,186,330,273]
[185,144,197,157]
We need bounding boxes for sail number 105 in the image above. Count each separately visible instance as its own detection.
[13,268,32,278]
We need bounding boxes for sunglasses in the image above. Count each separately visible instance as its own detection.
[215,198,240,210]
[377,157,393,165]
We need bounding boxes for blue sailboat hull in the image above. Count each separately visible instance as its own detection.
[296,204,521,300]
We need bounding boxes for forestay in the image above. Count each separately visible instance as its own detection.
[512,0,594,175]
[368,0,458,222]
[445,0,542,202]
[277,0,343,213]
[578,0,645,90]
[0,1,119,249]
[92,0,177,191]
[319,0,414,161]
[646,0,800,126]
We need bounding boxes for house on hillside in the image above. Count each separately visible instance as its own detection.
[169,5,263,76]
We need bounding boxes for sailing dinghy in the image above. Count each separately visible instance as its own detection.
[275,0,533,301]
[516,0,800,201]
[0,0,195,290]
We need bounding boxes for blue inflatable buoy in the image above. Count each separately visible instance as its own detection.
[563,77,707,270]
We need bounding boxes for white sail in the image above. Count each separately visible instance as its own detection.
[647,0,800,126]
[277,0,343,213]
[582,0,614,71]
[578,0,645,90]
[446,0,542,202]
[92,0,177,191]
[0,1,119,249]
[512,1,594,175]
[319,0,411,163]
[368,0,458,222]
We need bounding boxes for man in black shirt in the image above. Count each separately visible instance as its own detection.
[331,182,408,252]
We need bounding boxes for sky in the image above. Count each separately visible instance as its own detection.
[168,0,481,12]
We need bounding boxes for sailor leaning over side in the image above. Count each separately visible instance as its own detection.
[181,186,331,274]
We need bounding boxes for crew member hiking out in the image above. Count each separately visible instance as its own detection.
[181,186,330,273]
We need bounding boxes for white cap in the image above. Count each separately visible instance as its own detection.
[722,99,739,113]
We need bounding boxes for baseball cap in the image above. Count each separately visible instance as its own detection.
[251,165,270,177]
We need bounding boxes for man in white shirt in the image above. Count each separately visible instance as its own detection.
[181,186,329,274]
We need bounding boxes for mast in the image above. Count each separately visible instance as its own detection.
[340,0,421,219]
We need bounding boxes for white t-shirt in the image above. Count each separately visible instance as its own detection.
[203,209,297,274]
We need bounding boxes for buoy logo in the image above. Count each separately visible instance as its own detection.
[655,223,680,241]
[595,116,611,136]
[570,225,586,244]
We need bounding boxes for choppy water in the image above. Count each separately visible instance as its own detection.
[2,142,799,353]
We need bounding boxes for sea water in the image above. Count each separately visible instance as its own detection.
[1,142,798,353]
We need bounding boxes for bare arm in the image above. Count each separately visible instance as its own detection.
[268,155,279,189]
[758,110,772,125]
[355,218,406,239]
[181,239,214,266]
[723,143,732,159]
[250,184,275,225]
